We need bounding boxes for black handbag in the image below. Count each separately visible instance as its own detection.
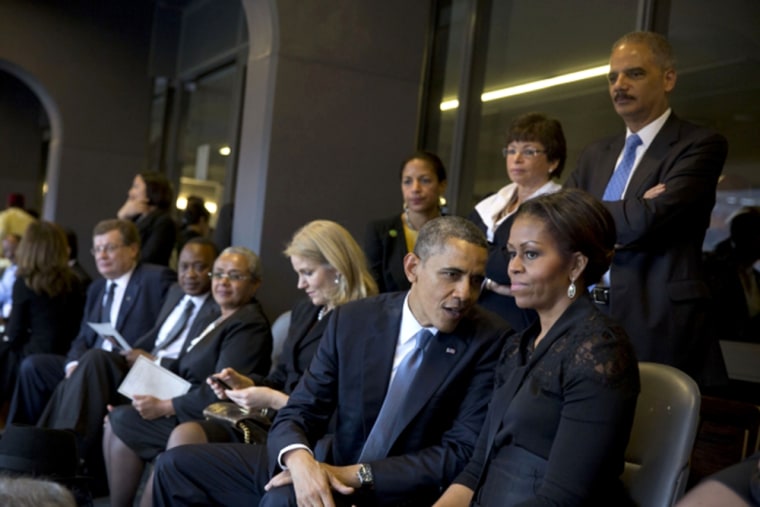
[202,402,272,444]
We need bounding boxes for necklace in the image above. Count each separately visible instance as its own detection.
[317,306,330,321]
[405,208,440,232]
[404,207,418,231]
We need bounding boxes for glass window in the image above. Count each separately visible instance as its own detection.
[667,0,760,248]
[424,0,760,233]
[175,64,239,228]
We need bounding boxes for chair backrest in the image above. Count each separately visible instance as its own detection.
[622,362,701,507]
[269,310,291,373]
[688,395,760,488]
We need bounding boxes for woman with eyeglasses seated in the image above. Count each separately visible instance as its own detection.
[102,246,273,507]
[128,220,378,507]
[434,189,640,507]
[117,171,177,266]
[677,452,760,507]
[0,222,85,414]
[469,113,565,333]
[365,151,447,293]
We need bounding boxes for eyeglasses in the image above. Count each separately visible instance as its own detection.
[209,272,252,282]
[90,244,124,256]
[502,147,547,158]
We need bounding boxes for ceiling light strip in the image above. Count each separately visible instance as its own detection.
[439,64,610,111]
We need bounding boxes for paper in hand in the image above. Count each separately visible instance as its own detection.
[87,322,132,351]
[118,355,192,400]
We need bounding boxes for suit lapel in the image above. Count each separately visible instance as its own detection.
[626,115,679,196]
[180,297,220,355]
[115,266,141,330]
[389,222,409,289]
[360,295,404,439]
[293,317,326,361]
[386,330,468,444]
[594,137,625,197]
[155,286,184,328]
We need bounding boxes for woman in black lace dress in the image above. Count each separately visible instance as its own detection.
[434,189,640,506]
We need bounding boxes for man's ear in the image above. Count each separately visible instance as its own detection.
[403,252,421,284]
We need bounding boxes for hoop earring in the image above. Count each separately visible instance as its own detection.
[567,279,577,299]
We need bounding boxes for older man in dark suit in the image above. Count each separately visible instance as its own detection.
[35,237,219,494]
[565,31,728,386]
[7,219,176,425]
[152,216,511,506]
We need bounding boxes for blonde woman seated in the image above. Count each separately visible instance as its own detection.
[140,220,377,506]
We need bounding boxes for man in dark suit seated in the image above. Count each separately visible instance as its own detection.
[35,237,219,494]
[152,216,511,506]
[565,31,728,386]
[6,218,176,426]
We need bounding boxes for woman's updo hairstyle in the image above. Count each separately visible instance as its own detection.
[514,188,615,286]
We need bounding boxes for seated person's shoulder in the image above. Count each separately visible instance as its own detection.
[468,304,515,337]
[139,262,177,281]
[566,312,639,387]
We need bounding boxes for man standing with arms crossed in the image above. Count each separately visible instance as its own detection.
[565,31,728,386]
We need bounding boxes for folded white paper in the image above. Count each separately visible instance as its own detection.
[118,355,192,400]
[87,322,132,351]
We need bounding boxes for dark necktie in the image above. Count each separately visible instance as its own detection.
[102,281,116,324]
[153,299,196,354]
[602,134,642,201]
[359,328,434,461]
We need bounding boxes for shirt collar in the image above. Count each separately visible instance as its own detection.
[627,107,671,148]
[108,265,135,289]
[400,292,438,347]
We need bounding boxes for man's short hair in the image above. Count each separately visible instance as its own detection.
[183,237,219,258]
[92,219,140,248]
[219,246,262,281]
[413,216,487,261]
[612,31,676,71]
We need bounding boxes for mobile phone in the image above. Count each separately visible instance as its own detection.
[208,375,232,390]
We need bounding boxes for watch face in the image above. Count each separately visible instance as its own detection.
[358,464,374,487]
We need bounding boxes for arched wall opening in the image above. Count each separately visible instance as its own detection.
[0,60,62,221]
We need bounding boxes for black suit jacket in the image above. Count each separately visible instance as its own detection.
[131,283,220,368]
[65,263,176,362]
[565,113,728,384]
[267,292,510,505]
[252,297,325,395]
[134,209,177,266]
[171,299,273,421]
[364,215,411,293]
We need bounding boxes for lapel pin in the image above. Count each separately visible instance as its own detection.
[445,347,456,355]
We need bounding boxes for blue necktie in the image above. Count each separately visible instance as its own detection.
[96,281,117,349]
[359,328,434,461]
[101,281,116,324]
[602,134,642,201]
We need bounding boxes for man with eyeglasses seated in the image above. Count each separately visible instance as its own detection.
[6,218,175,429]
[34,237,220,496]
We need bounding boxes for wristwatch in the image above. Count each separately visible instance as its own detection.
[356,463,374,489]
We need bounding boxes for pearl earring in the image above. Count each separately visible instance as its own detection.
[567,279,577,299]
